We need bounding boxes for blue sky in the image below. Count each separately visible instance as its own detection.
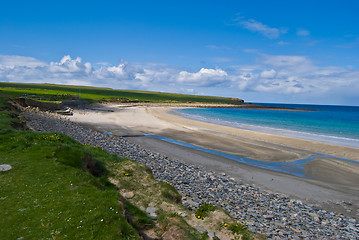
[1,0,358,105]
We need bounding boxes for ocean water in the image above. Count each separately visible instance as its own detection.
[174,103,359,148]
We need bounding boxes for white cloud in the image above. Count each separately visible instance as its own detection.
[49,55,92,73]
[135,68,174,88]
[237,19,287,39]
[240,54,359,96]
[0,54,358,105]
[262,55,316,73]
[95,64,128,78]
[260,69,276,78]
[0,55,46,68]
[297,29,310,36]
[177,68,228,87]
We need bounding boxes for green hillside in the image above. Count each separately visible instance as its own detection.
[0,82,244,104]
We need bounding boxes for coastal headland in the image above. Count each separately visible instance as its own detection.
[66,103,359,218]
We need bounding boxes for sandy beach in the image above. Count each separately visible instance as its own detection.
[67,104,359,218]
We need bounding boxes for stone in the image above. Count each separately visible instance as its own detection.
[263,215,273,220]
[208,231,215,237]
[183,200,199,208]
[0,164,12,172]
[309,213,320,222]
[348,218,356,223]
[148,213,158,220]
[123,192,135,199]
[194,226,207,233]
[146,207,157,214]
[274,222,284,228]
[291,227,302,234]
[178,212,187,217]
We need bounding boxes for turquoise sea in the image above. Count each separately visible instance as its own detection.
[174,103,359,148]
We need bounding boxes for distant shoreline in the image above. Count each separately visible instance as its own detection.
[14,97,315,113]
[96,102,314,111]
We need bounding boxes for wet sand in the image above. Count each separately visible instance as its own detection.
[67,104,359,218]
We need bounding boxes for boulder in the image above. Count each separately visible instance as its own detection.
[0,164,12,172]
[123,192,135,199]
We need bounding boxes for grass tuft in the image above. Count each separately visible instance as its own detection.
[195,203,216,220]
[160,182,182,203]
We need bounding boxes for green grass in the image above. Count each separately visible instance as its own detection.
[0,110,15,130]
[124,201,153,230]
[0,90,144,239]
[0,82,244,104]
[0,130,141,239]
[160,181,182,203]
[0,92,164,239]
[195,203,216,220]
[0,91,23,130]
[218,220,262,240]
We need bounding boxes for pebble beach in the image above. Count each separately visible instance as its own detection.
[24,109,359,239]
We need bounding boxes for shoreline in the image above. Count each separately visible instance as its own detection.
[90,102,314,111]
[172,108,359,149]
[148,106,359,162]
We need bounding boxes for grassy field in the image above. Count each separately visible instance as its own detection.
[0,131,143,239]
[0,82,244,104]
